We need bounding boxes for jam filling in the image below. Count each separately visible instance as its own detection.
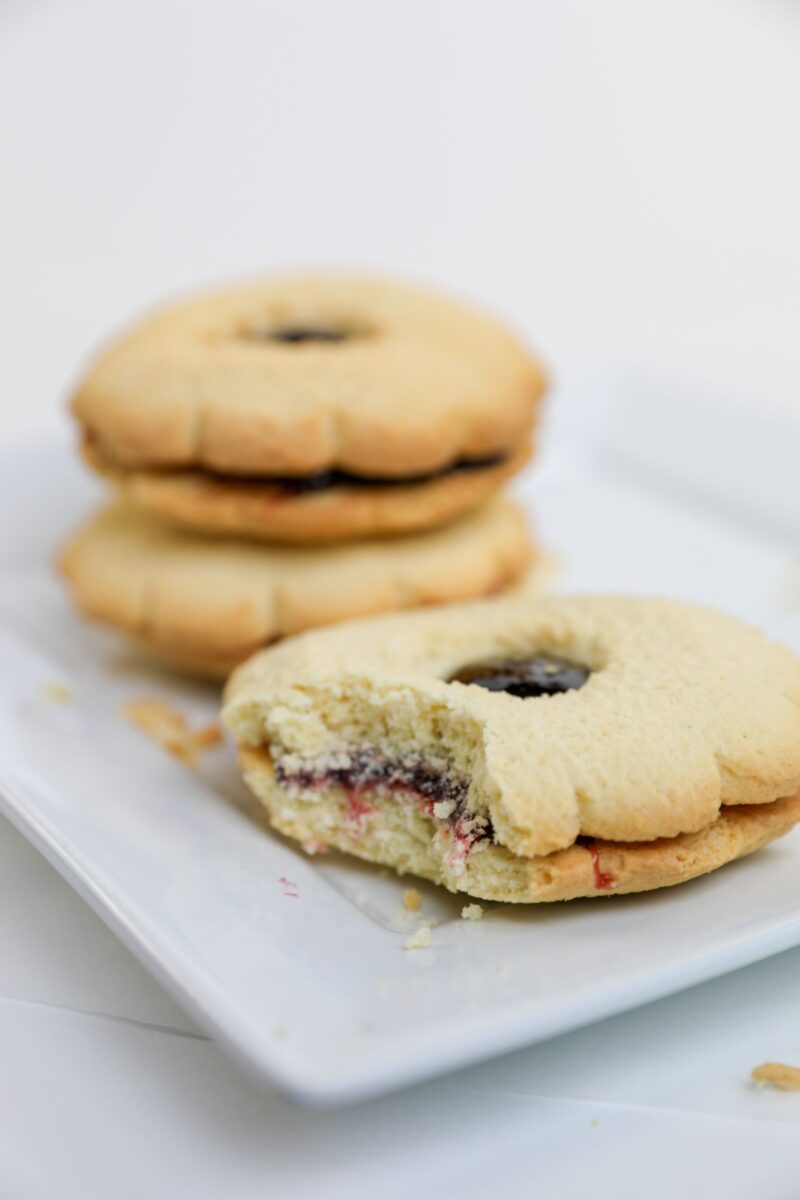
[261,326,351,345]
[449,654,590,697]
[88,429,508,497]
[277,752,619,887]
[200,452,508,496]
[344,787,375,833]
[581,842,617,891]
[276,752,493,869]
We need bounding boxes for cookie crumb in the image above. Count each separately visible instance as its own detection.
[404,926,432,951]
[461,903,485,921]
[402,888,422,911]
[122,699,222,767]
[751,1062,800,1091]
[42,681,72,703]
[590,1119,600,1128]
[302,838,329,855]
[274,1025,289,1041]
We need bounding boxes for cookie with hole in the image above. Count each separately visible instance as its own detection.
[223,594,800,901]
[72,274,546,540]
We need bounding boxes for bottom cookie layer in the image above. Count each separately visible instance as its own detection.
[239,746,800,902]
[59,495,537,682]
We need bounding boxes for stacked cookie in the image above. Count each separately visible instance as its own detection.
[61,276,547,678]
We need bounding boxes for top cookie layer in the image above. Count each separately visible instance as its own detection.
[72,275,546,477]
[224,595,800,858]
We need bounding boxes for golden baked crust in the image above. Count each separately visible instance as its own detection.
[58,498,535,679]
[82,436,532,542]
[224,594,800,857]
[72,275,546,477]
[238,746,800,902]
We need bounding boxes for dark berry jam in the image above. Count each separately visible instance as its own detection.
[265,327,350,344]
[276,752,494,850]
[198,453,507,496]
[449,654,590,697]
[277,752,468,809]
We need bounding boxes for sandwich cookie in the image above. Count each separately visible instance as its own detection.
[223,594,800,901]
[73,275,545,541]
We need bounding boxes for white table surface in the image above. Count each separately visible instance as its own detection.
[3,807,800,1199]
[2,0,800,1194]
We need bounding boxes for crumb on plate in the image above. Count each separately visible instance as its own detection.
[302,838,329,855]
[461,903,485,921]
[751,1062,800,1091]
[402,888,422,911]
[404,926,432,951]
[122,698,222,767]
[42,681,72,703]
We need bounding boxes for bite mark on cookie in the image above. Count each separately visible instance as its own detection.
[276,752,493,874]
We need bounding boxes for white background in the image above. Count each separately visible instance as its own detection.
[1,0,799,446]
[2,2,800,1197]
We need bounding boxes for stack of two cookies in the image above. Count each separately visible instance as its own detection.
[61,277,547,679]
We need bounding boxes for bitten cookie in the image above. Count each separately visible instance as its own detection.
[58,497,534,680]
[72,275,545,541]
[223,595,800,902]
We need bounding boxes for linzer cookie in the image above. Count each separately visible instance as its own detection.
[72,275,545,541]
[58,497,534,680]
[223,594,800,902]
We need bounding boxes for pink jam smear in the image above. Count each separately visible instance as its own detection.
[586,845,616,891]
[345,786,375,830]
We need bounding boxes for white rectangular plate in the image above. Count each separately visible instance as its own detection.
[1,377,799,1104]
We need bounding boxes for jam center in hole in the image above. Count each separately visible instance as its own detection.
[448,654,590,697]
[263,326,350,344]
